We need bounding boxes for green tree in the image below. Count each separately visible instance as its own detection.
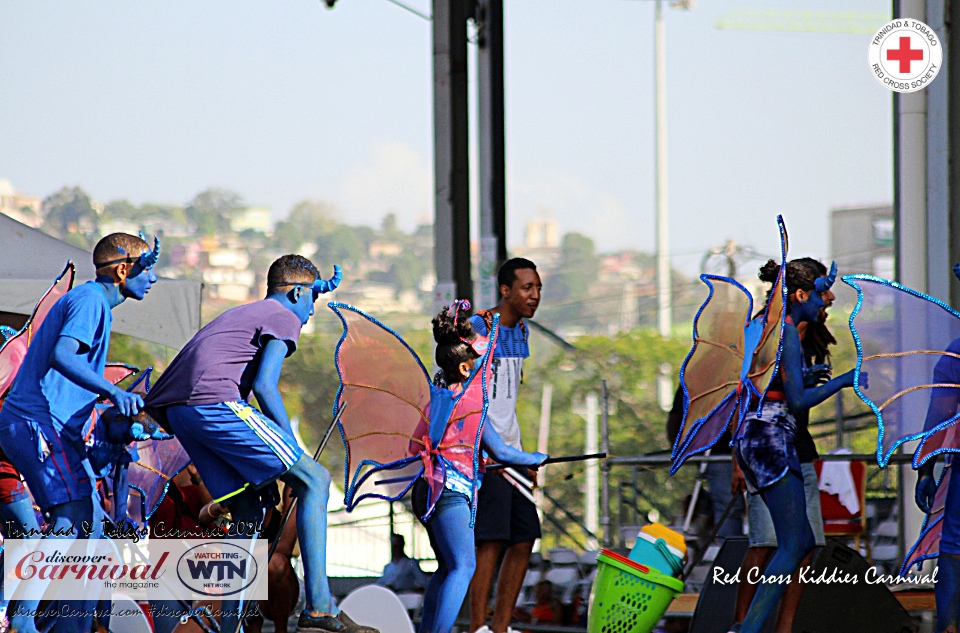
[185,188,243,236]
[42,186,98,244]
[103,199,138,222]
[540,232,601,329]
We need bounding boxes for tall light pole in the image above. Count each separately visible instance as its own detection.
[655,0,671,340]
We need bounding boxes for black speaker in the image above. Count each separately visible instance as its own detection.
[792,540,914,633]
[688,537,749,633]
[689,539,916,633]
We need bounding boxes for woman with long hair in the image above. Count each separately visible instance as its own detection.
[730,259,863,633]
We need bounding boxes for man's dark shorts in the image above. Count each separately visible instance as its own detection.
[474,472,541,545]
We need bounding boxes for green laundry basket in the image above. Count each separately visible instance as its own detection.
[588,548,685,633]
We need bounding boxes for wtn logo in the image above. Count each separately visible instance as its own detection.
[177,542,262,597]
[185,559,247,581]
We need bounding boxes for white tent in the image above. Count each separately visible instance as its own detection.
[0,214,201,350]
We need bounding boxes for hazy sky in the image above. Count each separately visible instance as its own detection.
[1,0,892,272]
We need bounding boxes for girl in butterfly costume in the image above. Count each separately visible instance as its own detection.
[330,301,547,633]
[671,218,861,633]
[843,264,960,633]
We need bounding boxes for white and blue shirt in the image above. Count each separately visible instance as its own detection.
[469,313,530,450]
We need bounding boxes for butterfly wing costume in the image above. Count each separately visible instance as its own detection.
[671,216,789,475]
[844,269,960,572]
[330,302,498,524]
[843,274,960,468]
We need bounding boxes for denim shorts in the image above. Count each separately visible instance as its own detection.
[735,401,802,494]
[747,462,826,548]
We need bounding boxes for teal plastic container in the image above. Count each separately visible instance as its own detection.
[628,531,684,577]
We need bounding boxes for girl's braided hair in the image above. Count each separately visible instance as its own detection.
[432,307,480,387]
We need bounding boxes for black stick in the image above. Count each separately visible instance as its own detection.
[484,452,607,471]
[267,403,347,561]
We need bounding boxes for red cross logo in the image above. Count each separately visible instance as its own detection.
[887,36,924,73]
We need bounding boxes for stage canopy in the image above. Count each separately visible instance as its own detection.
[0,214,201,350]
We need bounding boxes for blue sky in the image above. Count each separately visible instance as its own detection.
[1,0,892,272]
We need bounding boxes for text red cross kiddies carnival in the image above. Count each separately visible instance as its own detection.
[887,36,924,73]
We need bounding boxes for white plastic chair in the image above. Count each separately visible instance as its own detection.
[108,595,153,633]
[339,584,416,633]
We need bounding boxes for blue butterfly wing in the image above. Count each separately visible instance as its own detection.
[843,275,960,467]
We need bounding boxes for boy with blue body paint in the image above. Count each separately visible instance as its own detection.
[0,232,159,633]
[144,255,378,633]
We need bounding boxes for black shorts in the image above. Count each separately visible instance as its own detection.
[473,472,541,545]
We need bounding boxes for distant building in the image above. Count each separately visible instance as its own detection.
[830,205,894,278]
[230,206,272,234]
[199,246,256,302]
[0,179,42,228]
[515,216,560,269]
[369,240,404,259]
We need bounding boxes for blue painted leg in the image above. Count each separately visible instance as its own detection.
[418,491,474,633]
[1,497,41,632]
[740,472,814,633]
[936,553,960,633]
[280,455,335,617]
[218,489,263,633]
[42,499,95,633]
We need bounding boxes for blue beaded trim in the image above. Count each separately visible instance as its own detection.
[842,274,960,468]
[327,302,495,519]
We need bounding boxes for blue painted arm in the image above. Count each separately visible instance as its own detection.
[781,325,855,416]
[915,395,958,505]
[51,335,142,416]
[252,337,293,437]
[480,423,547,467]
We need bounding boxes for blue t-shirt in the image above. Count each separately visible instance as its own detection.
[469,313,529,450]
[3,282,112,437]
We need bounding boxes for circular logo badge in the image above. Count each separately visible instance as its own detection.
[869,19,942,93]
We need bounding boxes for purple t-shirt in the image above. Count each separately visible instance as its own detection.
[146,300,302,409]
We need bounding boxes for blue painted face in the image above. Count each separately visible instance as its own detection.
[122,267,157,300]
[292,284,316,325]
[792,288,825,324]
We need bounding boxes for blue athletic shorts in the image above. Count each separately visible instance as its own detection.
[165,401,304,503]
[0,408,91,512]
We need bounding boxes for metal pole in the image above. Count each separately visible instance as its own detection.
[584,392,599,549]
[654,0,671,338]
[477,0,506,309]
[535,383,553,520]
[600,380,611,548]
[894,0,928,571]
[432,0,472,311]
[834,390,844,449]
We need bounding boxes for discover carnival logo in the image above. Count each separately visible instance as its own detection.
[870,18,942,93]
[3,538,268,601]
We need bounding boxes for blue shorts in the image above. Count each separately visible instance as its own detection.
[735,401,802,494]
[166,401,304,503]
[747,462,826,548]
[0,408,91,512]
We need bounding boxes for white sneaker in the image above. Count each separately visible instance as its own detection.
[473,628,492,633]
